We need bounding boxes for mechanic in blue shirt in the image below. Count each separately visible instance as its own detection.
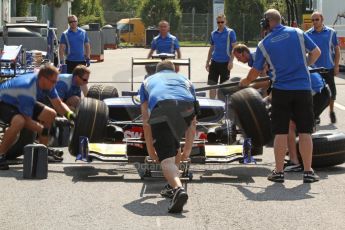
[306,11,340,123]
[59,15,91,74]
[206,14,237,99]
[147,20,181,59]
[147,20,181,72]
[140,60,196,213]
[240,9,321,183]
[55,65,90,110]
[0,65,75,170]
[233,43,272,96]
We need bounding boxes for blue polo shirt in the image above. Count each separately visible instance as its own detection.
[306,26,339,69]
[0,73,58,117]
[310,72,324,94]
[210,27,237,62]
[55,74,81,100]
[151,33,180,54]
[253,24,317,90]
[248,52,255,67]
[139,70,196,111]
[60,27,89,61]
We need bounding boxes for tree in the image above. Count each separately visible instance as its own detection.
[225,0,264,42]
[180,0,211,13]
[137,0,182,32]
[102,0,140,11]
[16,0,30,16]
[72,0,105,25]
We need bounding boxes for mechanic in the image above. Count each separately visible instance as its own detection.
[139,60,196,213]
[306,11,340,123]
[239,9,321,183]
[59,15,91,73]
[0,64,76,170]
[206,14,237,99]
[54,65,90,110]
[147,20,181,71]
[285,72,331,172]
[232,43,271,95]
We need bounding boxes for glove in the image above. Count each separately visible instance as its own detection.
[66,111,76,121]
[59,60,66,73]
[85,58,90,67]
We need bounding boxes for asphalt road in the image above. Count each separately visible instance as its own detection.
[1,47,345,230]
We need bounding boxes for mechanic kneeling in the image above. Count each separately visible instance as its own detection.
[0,64,76,170]
[55,65,90,111]
[139,60,196,213]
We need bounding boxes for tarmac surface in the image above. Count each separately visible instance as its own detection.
[1,47,345,229]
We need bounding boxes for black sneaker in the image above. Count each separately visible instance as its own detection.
[303,170,320,183]
[330,112,336,123]
[267,170,284,183]
[160,184,174,199]
[48,149,63,163]
[284,160,303,172]
[168,187,188,213]
[0,155,9,170]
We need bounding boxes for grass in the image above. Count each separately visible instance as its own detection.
[180,41,210,47]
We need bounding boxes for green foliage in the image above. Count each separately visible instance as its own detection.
[225,0,264,42]
[16,0,30,16]
[102,0,140,11]
[137,0,182,32]
[72,0,105,26]
[180,0,211,13]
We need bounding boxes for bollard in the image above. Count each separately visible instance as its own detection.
[242,138,256,164]
[76,136,90,162]
[23,144,48,179]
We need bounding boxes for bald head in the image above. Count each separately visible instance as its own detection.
[264,9,281,24]
[156,60,175,72]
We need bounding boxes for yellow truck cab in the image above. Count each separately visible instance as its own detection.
[117,18,145,46]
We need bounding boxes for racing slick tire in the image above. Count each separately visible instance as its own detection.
[87,85,119,100]
[101,86,119,99]
[229,88,272,146]
[297,131,345,168]
[87,84,103,100]
[5,129,36,160]
[69,98,109,156]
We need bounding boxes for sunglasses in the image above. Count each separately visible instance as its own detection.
[311,18,320,22]
[217,21,225,24]
[69,20,77,24]
[78,75,88,83]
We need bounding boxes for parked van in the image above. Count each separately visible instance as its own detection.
[117,18,145,46]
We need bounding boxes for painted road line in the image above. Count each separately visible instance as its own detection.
[335,102,345,111]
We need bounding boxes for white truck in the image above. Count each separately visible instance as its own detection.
[307,0,345,69]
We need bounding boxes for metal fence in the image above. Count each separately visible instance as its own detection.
[179,13,213,42]
[104,11,212,42]
[27,3,54,23]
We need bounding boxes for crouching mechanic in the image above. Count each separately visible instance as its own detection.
[139,60,197,213]
[233,43,271,96]
[0,64,76,170]
[55,65,90,110]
